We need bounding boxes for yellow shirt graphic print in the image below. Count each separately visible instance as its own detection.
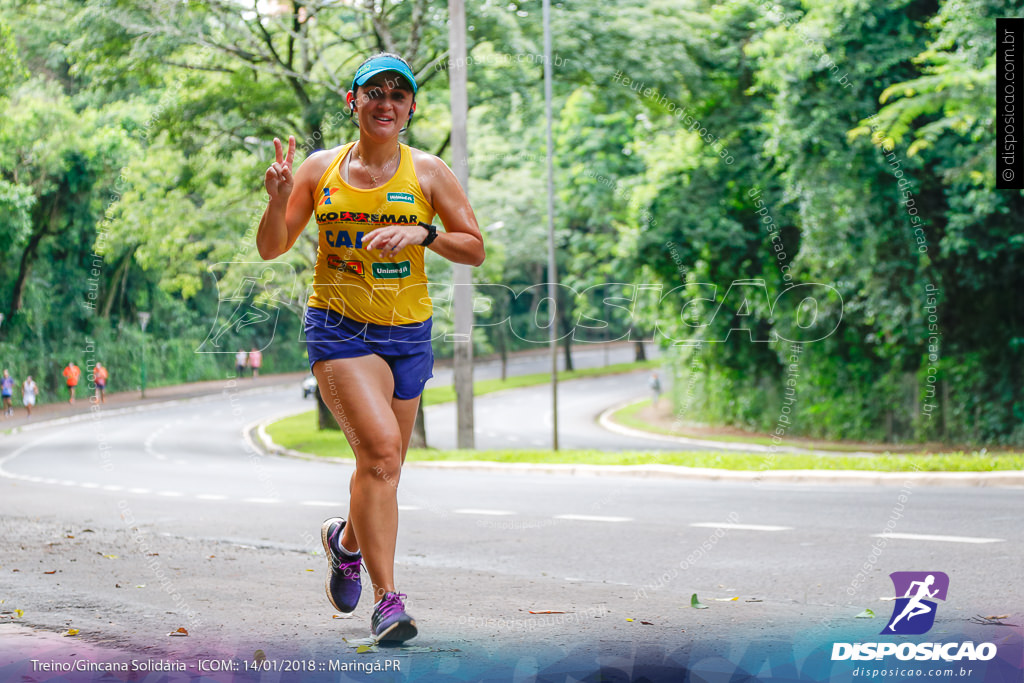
[306,142,435,325]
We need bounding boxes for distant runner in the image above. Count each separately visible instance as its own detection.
[63,362,80,404]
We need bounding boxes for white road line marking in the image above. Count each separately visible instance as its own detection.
[453,508,515,516]
[80,482,99,489]
[128,488,151,494]
[555,514,633,523]
[59,480,76,486]
[102,485,123,492]
[398,505,421,511]
[870,532,1004,544]
[158,491,184,497]
[691,522,793,532]
[196,494,227,501]
[242,498,280,504]
[302,501,340,507]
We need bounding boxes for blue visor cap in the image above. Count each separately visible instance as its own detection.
[352,56,418,96]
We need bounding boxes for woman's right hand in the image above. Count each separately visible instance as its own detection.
[265,136,296,202]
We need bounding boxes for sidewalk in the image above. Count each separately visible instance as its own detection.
[0,371,308,432]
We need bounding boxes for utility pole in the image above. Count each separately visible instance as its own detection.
[449,0,474,448]
[543,0,559,450]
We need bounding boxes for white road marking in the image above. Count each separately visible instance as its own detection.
[691,522,793,532]
[128,488,151,494]
[242,498,279,504]
[158,491,184,497]
[302,501,340,507]
[453,508,515,516]
[556,514,633,523]
[870,532,1004,544]
[80,482,99,489]
[102,485,123,492]
[398,505,421,511]
[195,494,227,501]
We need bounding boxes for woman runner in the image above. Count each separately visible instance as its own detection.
[257,53,485,643]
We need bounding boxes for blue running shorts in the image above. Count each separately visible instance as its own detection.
[304,306,434,400]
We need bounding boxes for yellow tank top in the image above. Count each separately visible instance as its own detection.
[306,142,435,325]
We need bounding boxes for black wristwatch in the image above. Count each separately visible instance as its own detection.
[418,221,438,247]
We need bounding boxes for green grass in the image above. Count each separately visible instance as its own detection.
[265,410,1024,472]
[613,399,899,453]
[420,359,658,406]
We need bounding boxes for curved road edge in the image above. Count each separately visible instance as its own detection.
[249,404,1024,488]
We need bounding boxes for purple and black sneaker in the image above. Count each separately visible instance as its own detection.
[320,517,362,613]
[371,592,418,644]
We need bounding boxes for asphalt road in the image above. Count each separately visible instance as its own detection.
[0,378,1021,681]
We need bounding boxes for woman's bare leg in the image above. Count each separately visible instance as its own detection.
[313,355,420,602]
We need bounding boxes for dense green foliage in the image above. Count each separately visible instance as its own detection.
[0,0,1018,445]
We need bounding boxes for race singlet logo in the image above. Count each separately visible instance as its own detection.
[386,191,415,203]
[320,187,335,205]
[372,261,411,279]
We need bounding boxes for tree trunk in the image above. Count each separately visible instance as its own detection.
[558,298,573,372]
[409,400,427,448]
[316,387,340,430]
[634,340,647,361]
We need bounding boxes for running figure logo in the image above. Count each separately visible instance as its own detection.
[882,571,949,635]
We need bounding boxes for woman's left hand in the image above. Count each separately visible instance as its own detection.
[362,224,429,258]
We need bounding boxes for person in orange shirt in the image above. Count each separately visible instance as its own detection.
[93,362,109,403]
[63,361,81,404]
[248,348,262,378]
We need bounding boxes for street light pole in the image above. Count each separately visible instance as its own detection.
[138,312,151,399]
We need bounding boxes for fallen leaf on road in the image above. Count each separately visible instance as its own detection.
[343,637,377,647]
[66,535,74,539]
[135,585,145,588]
[305,569,314,572]
[63,629,79,637]
[208,555,215,559]
[82,529,94,533]
[355,645,377,654]
[168,627,189,636]
[970,615,1018,626]
[626,618,634,622]
[528,610,565,614]
[640,621,653,625]
[714,597,739,602]
[102,554,118,559]
[44,571,56,575]
[691,594,709,610]
[254,650,267,664]
[745,598,763,603]
[855,609,875,619]
[14,609,24,618]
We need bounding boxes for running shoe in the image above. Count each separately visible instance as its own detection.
[371,592,418,644]
[320,517,362,613]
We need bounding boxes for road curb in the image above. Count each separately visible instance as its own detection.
[598,399,881,457]
[249,412,1024,487]
[1,383,291,436]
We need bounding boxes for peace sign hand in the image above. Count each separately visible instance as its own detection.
[265,136,296,202]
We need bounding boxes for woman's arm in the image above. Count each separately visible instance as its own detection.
[362,154,485,266]
[422,157,486,267]
[256,136,318,260]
